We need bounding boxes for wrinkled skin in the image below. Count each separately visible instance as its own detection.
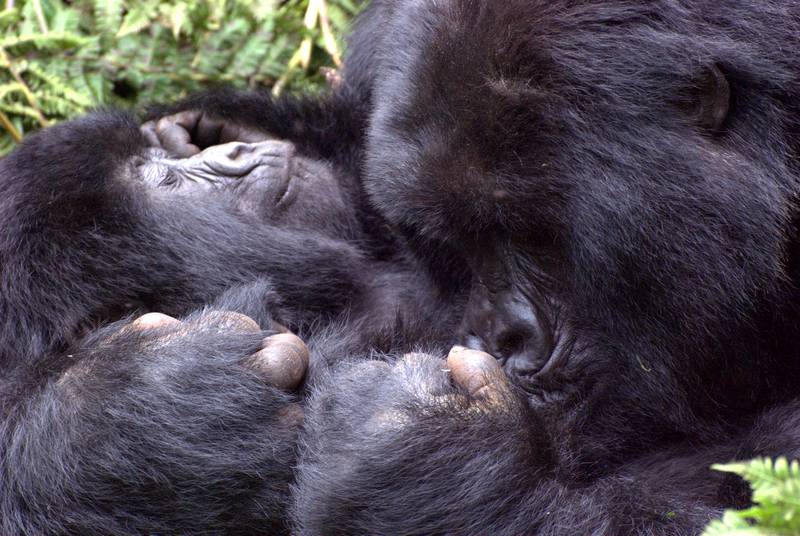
[136,140,355,236]
[5,0,800,535]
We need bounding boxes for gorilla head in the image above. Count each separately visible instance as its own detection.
[359,0,800,421]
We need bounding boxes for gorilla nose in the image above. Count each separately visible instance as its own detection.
[460,282,554,375]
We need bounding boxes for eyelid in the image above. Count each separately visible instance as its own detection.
[159,169,180,188]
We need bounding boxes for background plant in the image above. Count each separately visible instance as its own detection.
[0,0,361,155]
[703,457,800,536]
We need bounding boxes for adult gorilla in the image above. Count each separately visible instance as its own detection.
[286,1,800,534]
[4,0,800,535]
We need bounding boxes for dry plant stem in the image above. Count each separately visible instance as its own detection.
[0,47,48,128]
[273,0,328,96]
[0,109,21,142]
[31,0,48,34]
[316,0,342,66]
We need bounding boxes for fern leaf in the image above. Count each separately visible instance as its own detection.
[705,458,800,535]
[169,4,188,40]
[0,8,20,30]
[94,0,124,40]
[0,102,45,121]
[0,82,26,101]
[50,7,81,34]
[25,63,93,108]
[0,32,88,51]
[117,5,152,38]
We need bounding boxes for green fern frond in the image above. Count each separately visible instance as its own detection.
[0,8,21,29]
[117,5,152,37]
[0,32,88,51]
[0,102,44,121]
[93,0,124,40]
[0,0,364,155]
[0,83,27,100]
[24,64,93,108]
[703,458,800,536]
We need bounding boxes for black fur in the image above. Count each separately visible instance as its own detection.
[3,1,800,535]
[0,109,451,534]
[293,0,800,534]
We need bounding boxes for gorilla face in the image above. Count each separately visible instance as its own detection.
[363,0,797,398]
[132,140,359,240]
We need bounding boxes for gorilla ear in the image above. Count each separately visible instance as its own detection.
[696,64,730,133]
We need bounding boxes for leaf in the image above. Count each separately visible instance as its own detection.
[117,6,152,38]
[94,0,124,38]
[0,8,20,30]
[703,458,800,536]
[170,4,188,40]
[0,0,362,155]
[0,32,88,51]
[0,82,26,100]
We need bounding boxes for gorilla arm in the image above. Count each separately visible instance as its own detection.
[0,113,367,534]
[292,348,740,536]
[1,301,309,536]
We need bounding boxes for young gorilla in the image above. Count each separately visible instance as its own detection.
[4,1,800,535]
[0,109,455,534]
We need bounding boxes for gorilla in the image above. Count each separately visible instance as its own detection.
[3,0,800,534]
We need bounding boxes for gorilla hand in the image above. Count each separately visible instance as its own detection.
[293,348,553,535]
[141,110,272,157]
[3,310,307,536]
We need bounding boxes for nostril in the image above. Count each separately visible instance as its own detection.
[495,330,525,359]
[493,323,554,375]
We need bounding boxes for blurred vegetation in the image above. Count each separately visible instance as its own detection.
[703,457,800,536]
[0,0,362,155]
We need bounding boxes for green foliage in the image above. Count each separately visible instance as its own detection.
[703,457,800,536]
[0,0,362,155]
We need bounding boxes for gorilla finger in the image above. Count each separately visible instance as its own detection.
[156,123,200,158]
[194,113,225,148]
[201,310,262,333]
[167,110,203,131]
[131,312,182,330]
[220,122,273,144]
[246,333,309,391]
[447,346,509,399]
[140,121,162,148]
